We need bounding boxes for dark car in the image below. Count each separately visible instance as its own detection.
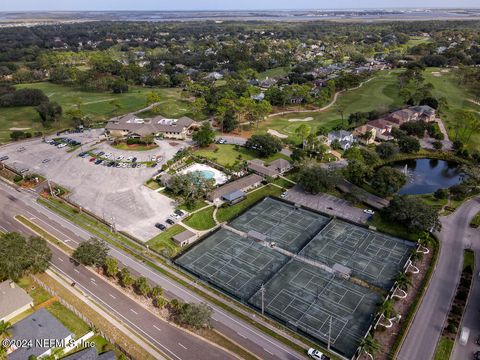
[97,151,105,156]
[132,157,137,162]
[94,159,102,165]
[132,163,137,168]
[78,152,86,157]
[474,351,480,360]
[151,163,157,168]
[174,209,184,216]
[166,218,175,225]
[0,155,9,161]
[155,223,166,230]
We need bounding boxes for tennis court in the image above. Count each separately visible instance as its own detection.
[176,196,414,358]
[299,220,415,289]
[176,228,289,300]
[229,197,330,252]
[249,260,381,358]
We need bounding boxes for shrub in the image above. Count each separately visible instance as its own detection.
[434,188,449,200]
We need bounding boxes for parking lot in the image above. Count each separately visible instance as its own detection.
[285,185,371,224]
[0,130,189,241]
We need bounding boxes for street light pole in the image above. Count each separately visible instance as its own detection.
[328,316,332,351]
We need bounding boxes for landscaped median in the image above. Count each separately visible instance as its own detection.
[433,249,475,360]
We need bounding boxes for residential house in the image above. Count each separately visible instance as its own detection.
[0,280,33,322]
[385,109,418,126]
[366,119,394,141]
[208,174,263,202]
[410,105,436,122]
[7,309,73,360]
[251,92,265,101]
[290,96,304,105]
[172,230,197,247]
[259,77,277,89]
[206,72,224,80]
[105,114,197,140]
[247,159,292,178]
[221,190,246,205]
[352,125,377,145]
[327,130,355,150]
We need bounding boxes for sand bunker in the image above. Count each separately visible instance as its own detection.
[9,127,31,131]
[268,129,288,139]
[287,117,314,122]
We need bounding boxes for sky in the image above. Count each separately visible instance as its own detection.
[1,0,479,12]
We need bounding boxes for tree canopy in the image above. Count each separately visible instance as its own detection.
[0,232,51,281]
[245,134,283,157]
[72,238,109,267]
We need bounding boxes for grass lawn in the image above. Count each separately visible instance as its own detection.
[433,336,454,360]
[273,177,295,189]
[258,66,291,80]
[415,193,448,211]
[424,67,480,152]
[368,213,420,242]
[183,206,216,230]
[177,200,209,212]
[464,249,475,270]
[0,83,191,143]
[146,224,185,258]
[46,301,91,336]
[216,185,283,223]
[145,179,161,190]
[111,142,159,151]
[470,212,480,228]
[17,277,52,305]
[256,69,403,142]
[195,144,291,167]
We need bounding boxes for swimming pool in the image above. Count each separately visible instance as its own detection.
[180,163,227,185]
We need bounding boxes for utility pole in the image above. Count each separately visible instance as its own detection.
[261,283,265,315]
[47,180,53,196]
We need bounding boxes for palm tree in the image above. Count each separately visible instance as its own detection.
[378,298,395,319]
[0,320,11,337]
[360,334,380,360]
[395,272,412,291]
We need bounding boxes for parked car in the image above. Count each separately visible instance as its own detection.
[363,209,375,215]
[281,192,287,198]
[97,151,105,157]
[42,159,50,164]
[94,159,102,165]
[0,155,9,161]
[174,209,184,216]
[307,348,330,360]
[19,168,29,174]
[116,155,124,161]
[474,351,480,360]
[57,143,67,148]
[17,147,26,152]
[155,223,166,230]
[132,157,137,162]
[166,218,175,225]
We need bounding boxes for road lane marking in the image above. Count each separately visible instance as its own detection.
[58,257,64,262]
[73,269,80,273]
[153,325,162,331]
[263,348,274,355]
[178,343,187,350]
[237,332,247,338]
[109,294,116,299]
[130,309,138,315]
[49,264,182,360]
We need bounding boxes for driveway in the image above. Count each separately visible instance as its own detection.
[284,185,371,224]
[398,197,480,360]
[0,132,189,241]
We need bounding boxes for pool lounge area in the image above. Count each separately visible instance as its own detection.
[180,163,228,185]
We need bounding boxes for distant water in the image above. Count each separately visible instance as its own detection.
[1,9,480,24]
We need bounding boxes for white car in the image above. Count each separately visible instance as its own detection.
[116,155,124,161]
[363,209,375,215]
[307,348,330,360]
[126,156,133,162]
[57,143,67,148]
[281,192,287,198]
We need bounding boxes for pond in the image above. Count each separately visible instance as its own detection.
[391,158,463,195]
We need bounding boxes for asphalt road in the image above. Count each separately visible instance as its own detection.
[398,196,480,360]
[0,181,305,360]
[0,187,235,360]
